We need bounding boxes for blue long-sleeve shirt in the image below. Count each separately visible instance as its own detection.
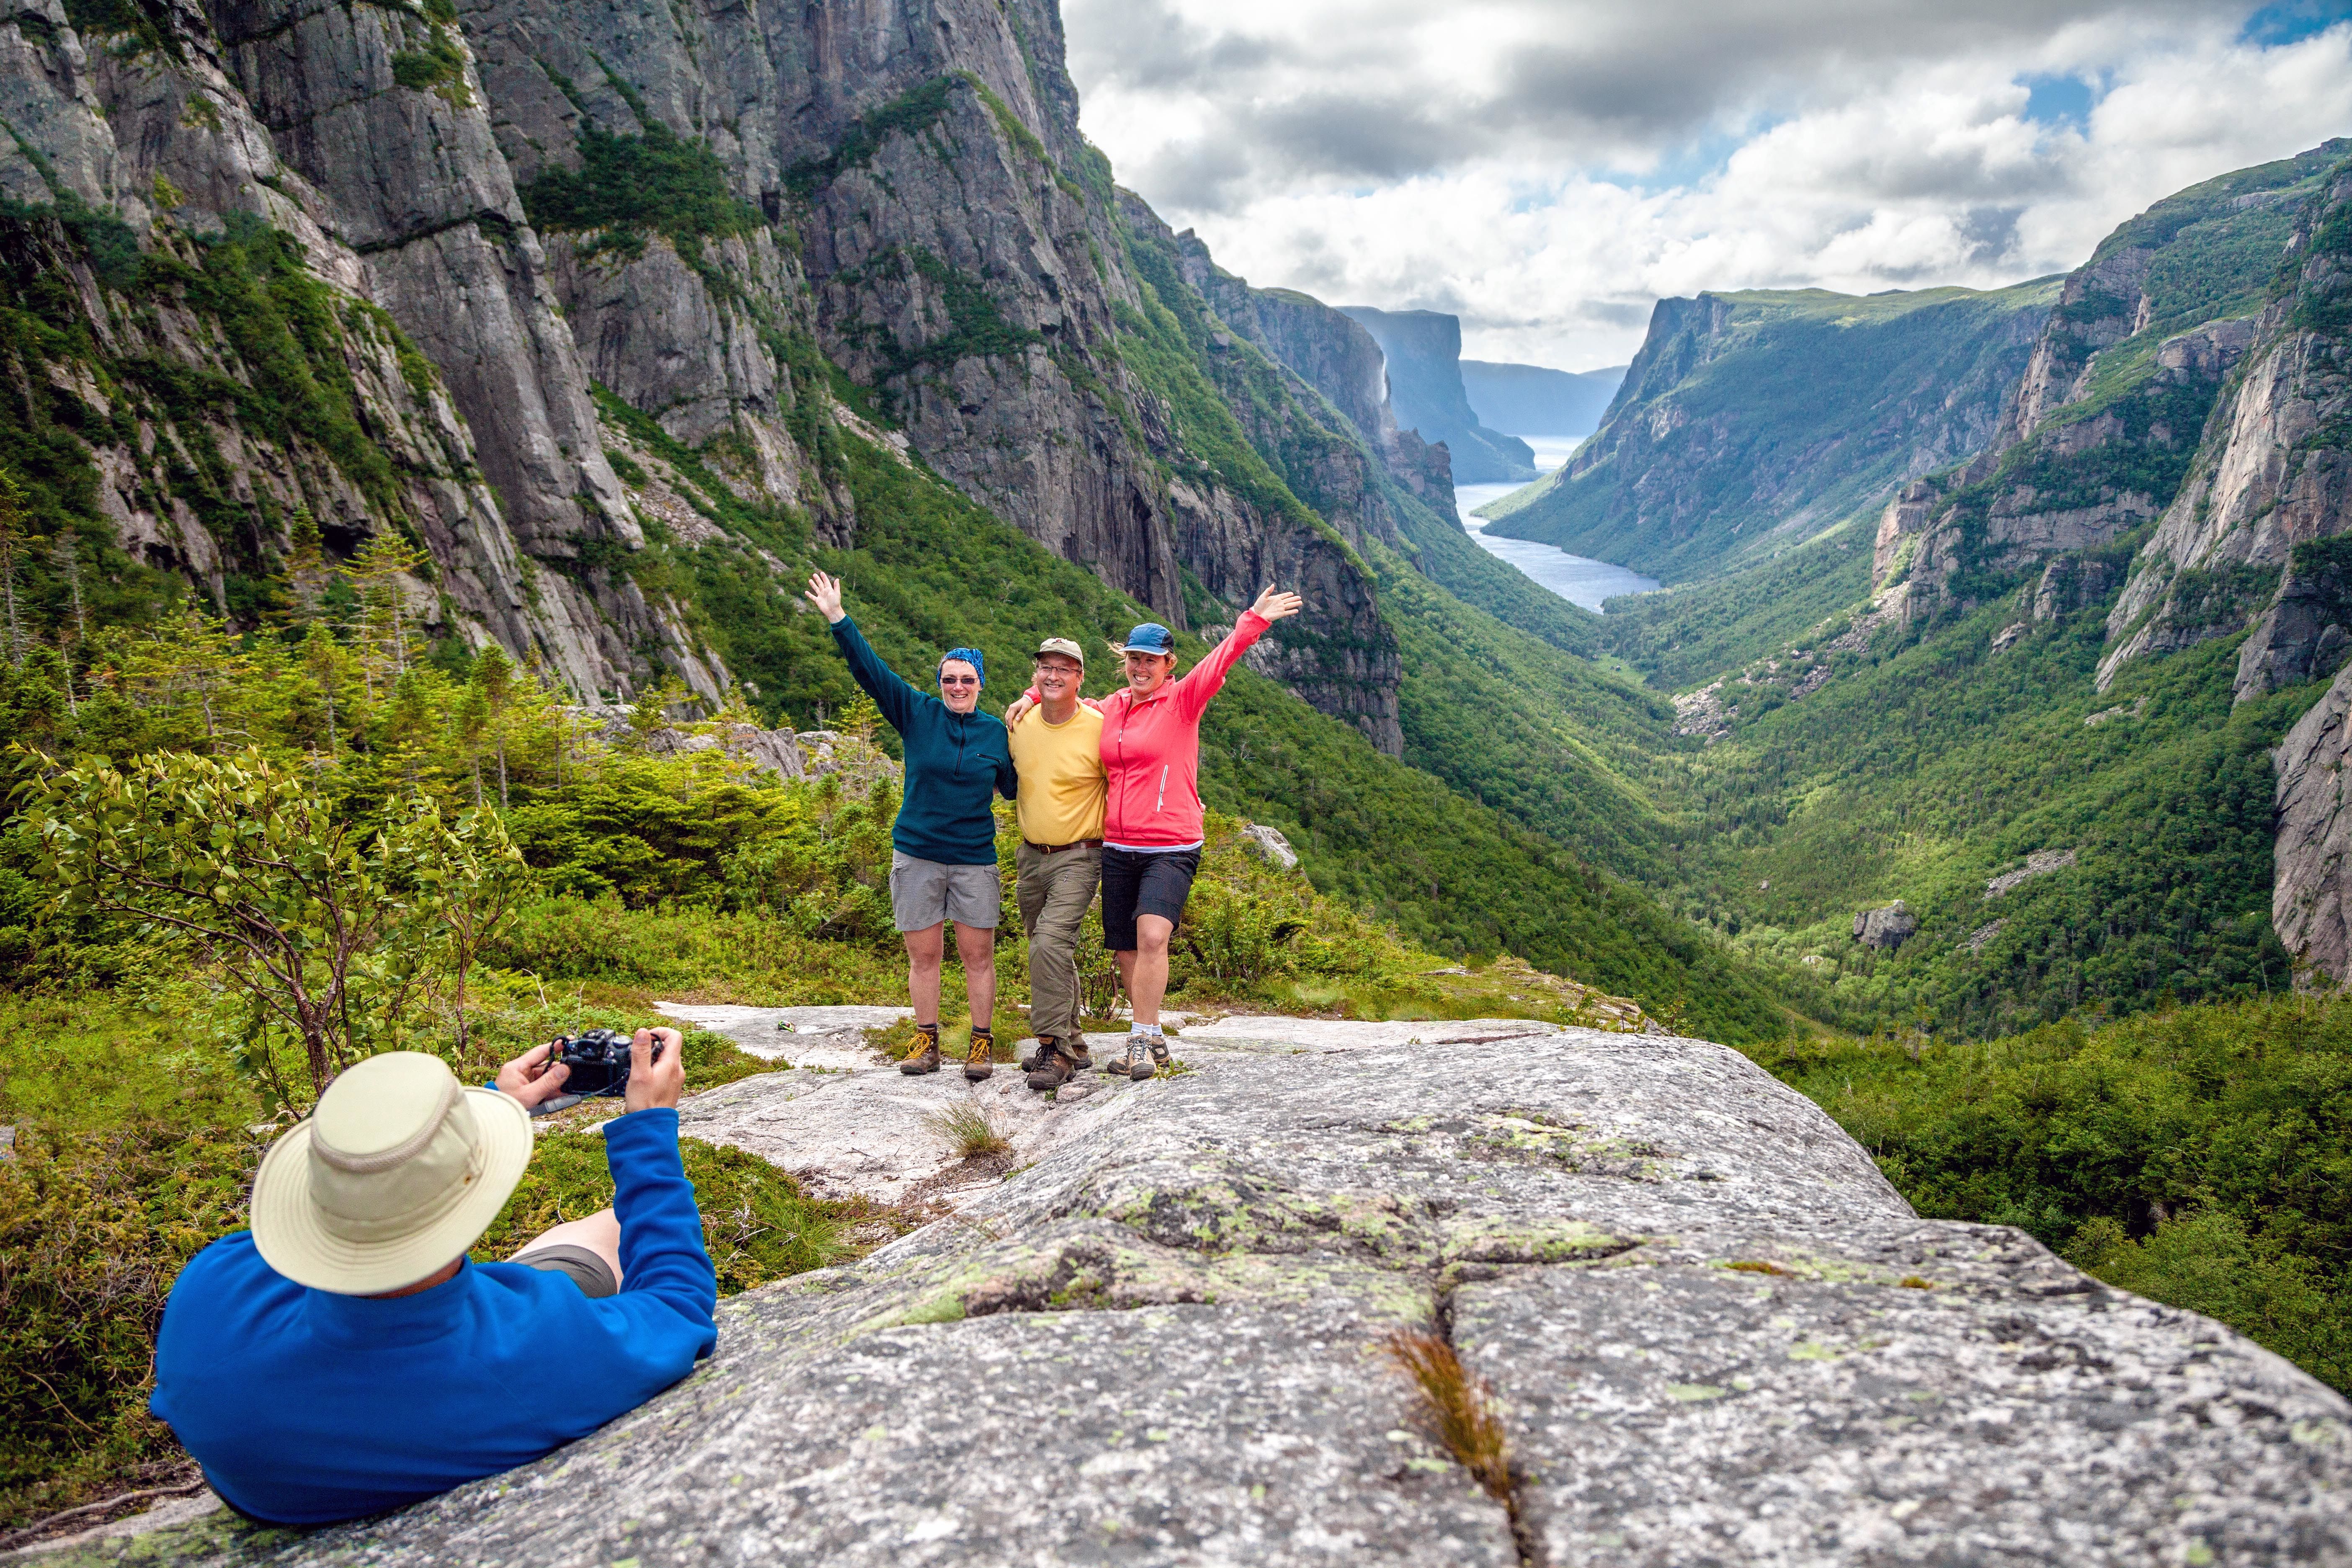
[831,615,1016,865]
[150,1109,717,1527]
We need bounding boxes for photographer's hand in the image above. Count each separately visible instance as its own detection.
[624,1027,685,1113]
[494,1041,573,1109]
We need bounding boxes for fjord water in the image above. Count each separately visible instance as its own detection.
[1454,436,1658,612]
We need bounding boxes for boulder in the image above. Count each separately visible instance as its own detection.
[1240,822,1300,870]
[75,1022,2352,1565]
[1852,900,1919,949]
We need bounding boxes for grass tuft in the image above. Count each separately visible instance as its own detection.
[1727,1259,1791,1276]
[923,1102,1009,1161]
[1379,1330,1513,1504]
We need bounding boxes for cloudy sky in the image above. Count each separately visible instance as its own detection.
[1062,0,2352,369]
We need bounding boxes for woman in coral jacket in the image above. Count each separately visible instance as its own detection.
[1009,585,1303,1081]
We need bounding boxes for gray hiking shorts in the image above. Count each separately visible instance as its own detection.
[516,1243,617,1299]
[890,851,1002,931]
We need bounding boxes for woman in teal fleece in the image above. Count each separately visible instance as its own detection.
[806,570,1016,1081]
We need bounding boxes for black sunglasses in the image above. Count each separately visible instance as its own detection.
[939,673,980,687]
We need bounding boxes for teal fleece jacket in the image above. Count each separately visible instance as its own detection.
[831,616,1016,865]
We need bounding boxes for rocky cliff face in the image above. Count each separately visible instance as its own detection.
[1870,144,2348,653]
[2095,154,2352,694]
[1493,283,2055,583]
[0,0,690,699]
[1339,305,1536,484]
[0,0,1415,747]
[63,1016,2352,1565]
[1175,240,1453,509]
[2272,658,2352,984]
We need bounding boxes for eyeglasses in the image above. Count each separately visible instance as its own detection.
[939,675,979,688]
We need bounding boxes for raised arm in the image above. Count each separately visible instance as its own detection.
[806,570,919,733]
[1177,587,1302,722]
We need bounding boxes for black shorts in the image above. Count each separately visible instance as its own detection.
[1100,846,1201,951]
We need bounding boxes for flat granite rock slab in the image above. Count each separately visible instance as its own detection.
[671,1057,1144,1208]
[62,1029,2352,1566]
[1457,1245,2352,1565]
[1173,1016,1560,1052]
[659,1003,913,1068]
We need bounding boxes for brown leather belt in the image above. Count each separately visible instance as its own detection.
[1024,838,1103,855]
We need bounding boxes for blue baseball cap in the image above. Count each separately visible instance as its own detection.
[1112,623,1175,655]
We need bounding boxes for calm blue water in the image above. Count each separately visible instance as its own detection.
[1452,437,1658,614]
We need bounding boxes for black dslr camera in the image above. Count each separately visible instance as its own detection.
[552,1027,663,1098]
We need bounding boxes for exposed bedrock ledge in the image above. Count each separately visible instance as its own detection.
[62,1031,2352,1565]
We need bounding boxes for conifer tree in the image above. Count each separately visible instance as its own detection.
[345,531,431,692]
[472,642,516,807]
[49,534,86,717]
[277,507,332,626]
[0,468,24,668]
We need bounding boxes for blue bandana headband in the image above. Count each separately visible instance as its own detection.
[941,647,986,688]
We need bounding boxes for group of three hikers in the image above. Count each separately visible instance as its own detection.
[144,575,1302,1527]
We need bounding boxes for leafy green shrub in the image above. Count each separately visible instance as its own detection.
[1175,883,1306,988]
[30,748,529,1104]
[0,1121,260,1527]
[489,895,903,1002]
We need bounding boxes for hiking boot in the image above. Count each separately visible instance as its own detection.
[1065,1037,1093,1070]
[1148,1037,1172,1073]
[964,1029,995,1083]
[1121,1037,1155,1080]
[1025,1039,1073,1092]
[898,1026,942,1075]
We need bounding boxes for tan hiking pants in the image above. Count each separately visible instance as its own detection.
[1016,841,1100,1044]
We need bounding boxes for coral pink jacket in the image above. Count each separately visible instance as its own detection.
[1099,611,1268,848]
[1022,612,1269,850]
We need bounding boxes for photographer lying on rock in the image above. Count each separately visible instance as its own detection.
[150,1028,716,1527]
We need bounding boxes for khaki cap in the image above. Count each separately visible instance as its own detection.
[250,1052,533,1295]
[1034,637,1086,667]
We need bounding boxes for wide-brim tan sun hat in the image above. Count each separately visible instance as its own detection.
[250,1052,533,1295]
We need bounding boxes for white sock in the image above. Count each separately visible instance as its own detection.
[1133,1021,1164,1039]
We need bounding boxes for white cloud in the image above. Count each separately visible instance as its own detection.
[1063,1,2352,369]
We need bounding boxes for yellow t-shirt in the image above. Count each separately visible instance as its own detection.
[1007,702,1106,846]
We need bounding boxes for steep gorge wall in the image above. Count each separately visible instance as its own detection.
[2097,154,2352,697]
[0,0,1409,748]
[1869,142,2348,657]
[0,0,689,699]
[1494,283,2054,583]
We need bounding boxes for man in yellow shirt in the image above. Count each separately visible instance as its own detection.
[1007,637,1106,1091]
